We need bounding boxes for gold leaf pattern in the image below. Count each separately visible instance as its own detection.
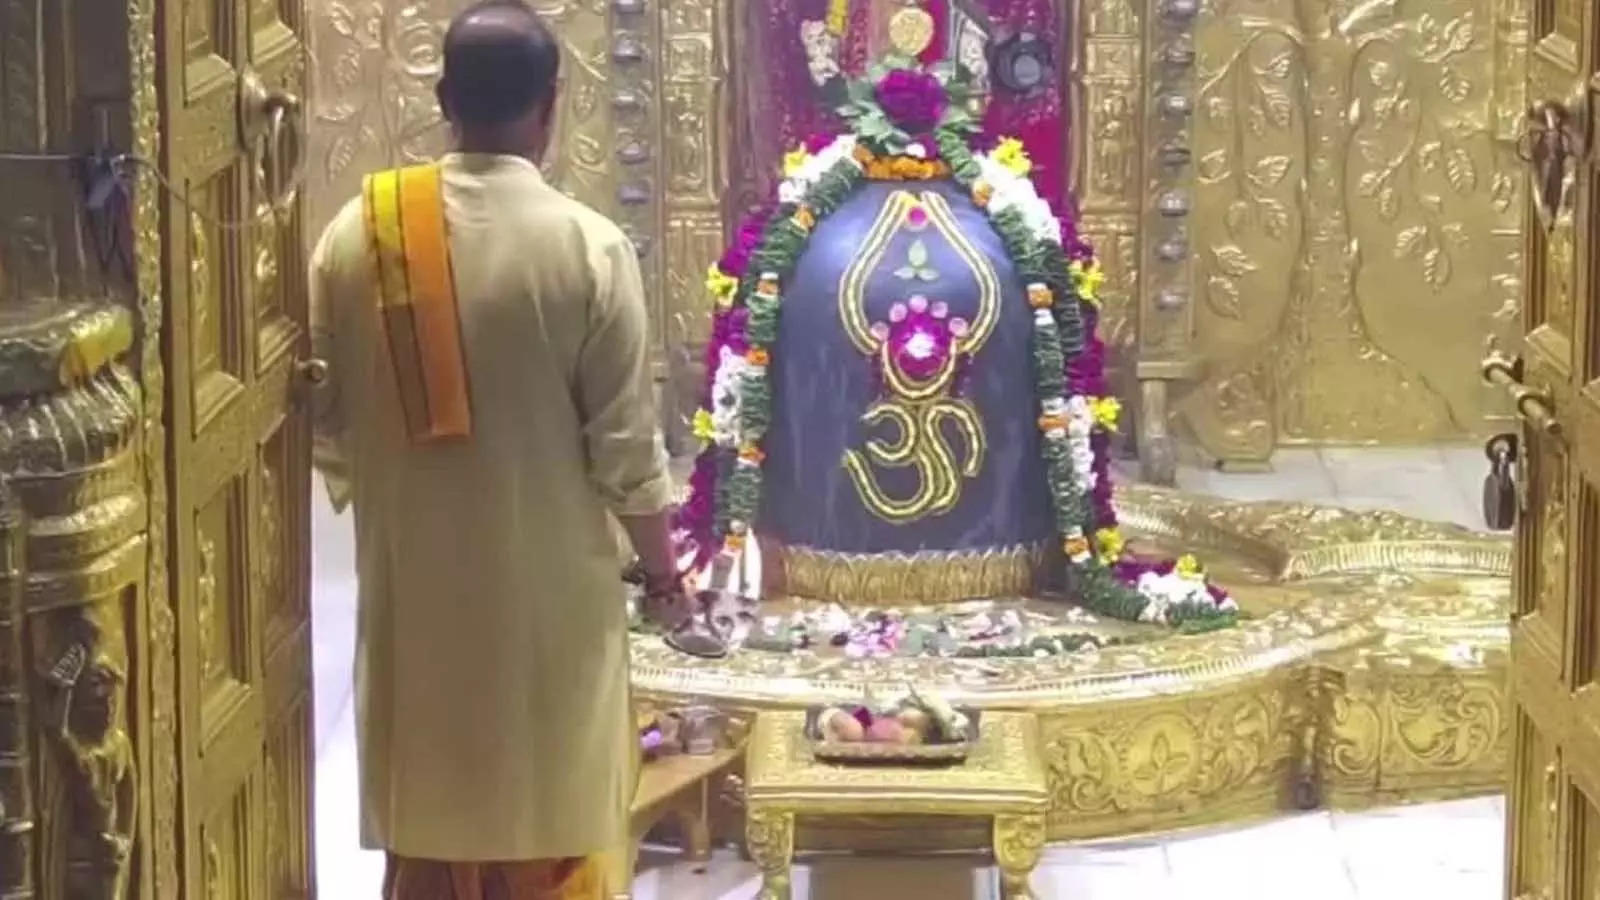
[1184,0,1514,456]
[1207,276,1243,319]
[1212,245,1258,277]
[1248,155,1291,188]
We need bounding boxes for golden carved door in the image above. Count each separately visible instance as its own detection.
[1500,0,1600,897]
[159,0,315,894]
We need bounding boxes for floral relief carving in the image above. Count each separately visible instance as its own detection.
[197,532,221,685]
[308,0,613,235]
[258,457,283,610]
[1185,0,1523,460]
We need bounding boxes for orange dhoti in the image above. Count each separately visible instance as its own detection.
[383,854,613,900]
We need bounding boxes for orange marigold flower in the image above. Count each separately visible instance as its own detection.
[1063,536,1090,556]
[725,533,746,552]
[793,205,816,230]
[757,277,779,295]
[1027,284,1054,309]
[854,145,876,165]
[1037,413,1067,432]
[738,445,766,464]
[746,347,770,367]
[973,181,993,207]
[862,155,950,181]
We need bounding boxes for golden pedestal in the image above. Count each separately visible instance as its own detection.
[744,711,1050,900]
[631,485,1510,847]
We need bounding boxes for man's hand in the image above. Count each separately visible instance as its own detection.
[641,572,694,630]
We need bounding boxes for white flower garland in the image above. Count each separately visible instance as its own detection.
[1135,570,1240,623]
[977,144,1232,626]
[708,346,751,448]
[779,134,860,205]
[975,153,1062,245]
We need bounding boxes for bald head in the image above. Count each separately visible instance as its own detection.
[437,0,560,130]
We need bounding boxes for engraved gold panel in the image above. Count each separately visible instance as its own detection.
[196,479,250,725]
[190,172,246,428]
[1516,440,1570,670]
[200,787,253,899]
[264,706,312,896]
[1075,1,1142,363]
[257,423,296,646]
[660,0,728,442]
[186,0,227,62]
[1509,713,1558,900]
[1179,0,1525,460]
[1572,783,1600,900]
[1577,485,1600,689]
[305,0,613,239]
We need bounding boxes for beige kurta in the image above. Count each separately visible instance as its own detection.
[309,153,671,862]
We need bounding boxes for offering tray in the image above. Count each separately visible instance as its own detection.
[804,706,982,764]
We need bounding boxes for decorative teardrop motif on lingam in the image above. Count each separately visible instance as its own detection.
[838,190,997,524]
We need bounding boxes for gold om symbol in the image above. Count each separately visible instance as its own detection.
[842,397,986,522]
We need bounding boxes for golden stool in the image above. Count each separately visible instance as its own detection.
[743,710,1049,899]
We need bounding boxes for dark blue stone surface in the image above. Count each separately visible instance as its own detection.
[758,179,1055,554]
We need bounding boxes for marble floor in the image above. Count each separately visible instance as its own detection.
[310,445,1507,899]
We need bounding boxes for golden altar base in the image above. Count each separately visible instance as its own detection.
[632,485,1510,846]
[744,711,1050,899]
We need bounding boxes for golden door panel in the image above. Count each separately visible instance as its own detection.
[264,704,313,896]
[201,785,254,899]
[251,201,294,369]
[1573,782,1600,900]
[1526,0,1586,357]
[160,0,315,887]
[190,171,246,428]
[257,421,296,647]
[186,0,221,58]
[1574,484,1600,693]
[1509,712,1560,900]
[195,478,253,729]
[1515,439,1570,672]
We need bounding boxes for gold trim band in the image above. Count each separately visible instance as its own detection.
[772,540,1049,606]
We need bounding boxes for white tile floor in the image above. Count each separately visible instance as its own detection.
[310,446,1507,898]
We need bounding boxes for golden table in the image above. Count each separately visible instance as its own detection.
[744,711,1050,899]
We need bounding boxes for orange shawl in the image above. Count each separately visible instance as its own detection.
[363,163,474,444]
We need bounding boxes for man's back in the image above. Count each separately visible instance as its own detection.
[310,152,665,862]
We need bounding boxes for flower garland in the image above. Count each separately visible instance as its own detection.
[681,60,1237,631]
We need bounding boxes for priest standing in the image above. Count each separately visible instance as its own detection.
[307,1,684,896]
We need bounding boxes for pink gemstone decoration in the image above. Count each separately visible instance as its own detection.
[883,296,963,381]
[905,203,930,231]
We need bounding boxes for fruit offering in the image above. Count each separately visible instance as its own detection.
[814,687,971,746]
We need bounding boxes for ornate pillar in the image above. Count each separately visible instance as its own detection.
[1074,0,1203,485]
[0,477,33,898]
[0,303,146,899]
